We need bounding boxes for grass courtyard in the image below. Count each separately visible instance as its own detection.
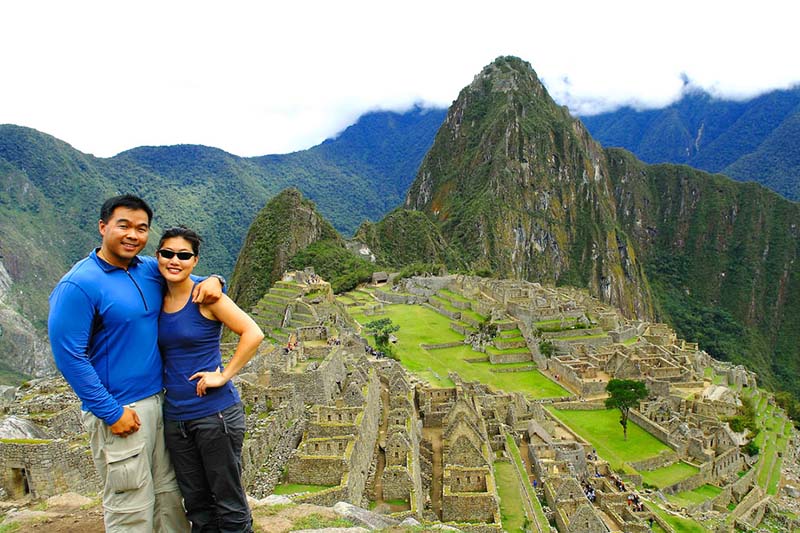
[667,484,723,508]
[640,461,699,489]
[546,407,672,469]
[494,461,527,532]
[348,301,568,398]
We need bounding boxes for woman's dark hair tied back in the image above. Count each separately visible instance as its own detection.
[158,226,203,255]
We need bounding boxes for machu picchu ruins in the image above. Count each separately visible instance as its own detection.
[1,270,798,532]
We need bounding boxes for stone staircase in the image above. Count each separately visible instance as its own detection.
[250,281,307,342]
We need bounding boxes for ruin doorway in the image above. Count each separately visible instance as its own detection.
[7,467,31,499]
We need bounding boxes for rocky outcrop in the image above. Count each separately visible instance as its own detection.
[0,260,52,377]
[229,188,342,311]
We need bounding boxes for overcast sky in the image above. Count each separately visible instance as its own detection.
[2,0,799,158]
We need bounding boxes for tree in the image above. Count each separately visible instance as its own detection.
[364,318,400,351]
[605,379,648,440]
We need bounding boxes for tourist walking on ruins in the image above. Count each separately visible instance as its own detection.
[156,226,264,533]
[48,194,224,532]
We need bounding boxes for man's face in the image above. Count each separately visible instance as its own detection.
[98,207,150,268]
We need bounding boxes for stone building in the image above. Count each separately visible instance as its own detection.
[285,349,381,507]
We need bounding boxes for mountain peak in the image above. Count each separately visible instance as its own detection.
[404,57,652,318]
[228,187,341,311]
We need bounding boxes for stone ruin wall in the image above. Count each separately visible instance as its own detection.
[0,440,99,499]
[285,364,381,507]
[441,465,499,524]
[238,380,306,497]
[269,347,347,405]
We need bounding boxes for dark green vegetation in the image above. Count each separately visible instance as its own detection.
[580,87,800,201]
[288,240,373,294]
[228,189,341,312]
[363,318,400,354]
[605,379,649,440]
[354,208,463,269]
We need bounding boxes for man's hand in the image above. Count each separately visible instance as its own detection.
[109,406,141,437]
[192,276,223,304]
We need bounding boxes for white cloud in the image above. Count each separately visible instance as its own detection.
[1,0,799,157]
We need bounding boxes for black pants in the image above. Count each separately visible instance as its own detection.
[165,403,251,533]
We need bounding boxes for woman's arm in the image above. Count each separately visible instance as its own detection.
[191,294,264,396]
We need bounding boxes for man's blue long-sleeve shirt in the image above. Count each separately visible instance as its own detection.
[48,250,165,425]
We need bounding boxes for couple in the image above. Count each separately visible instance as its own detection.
[48,194,264,532]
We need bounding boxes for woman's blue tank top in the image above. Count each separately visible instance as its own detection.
[158,292,240,421]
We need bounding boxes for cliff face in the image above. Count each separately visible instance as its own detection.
[228,188,341,311]
[608,149,800,391]
[405,57,654,318]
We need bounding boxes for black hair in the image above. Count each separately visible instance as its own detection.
[158,226,202,256]
[100,194,154,225]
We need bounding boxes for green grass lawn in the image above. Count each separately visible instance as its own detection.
[461,307,487,323]
[547,408,671,469]
[429,294,461,314]
[667,484,722,508]
[349,303,567,398]
[485,345,531,355]
[640,462,699,489]
[494,461,527,532]
[439,288,470,303]
[505,434,549,530]
[647,499,709,533]
[272,483,333,495]
[558,333,609,341]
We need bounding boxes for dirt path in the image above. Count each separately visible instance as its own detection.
[519,437,534,480]
[0,498,104,533]
[422,426,443,519]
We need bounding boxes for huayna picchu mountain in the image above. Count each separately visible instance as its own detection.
[405,56,655,319]
[395,56,800,399]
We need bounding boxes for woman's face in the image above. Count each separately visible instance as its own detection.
[156,236,198,283]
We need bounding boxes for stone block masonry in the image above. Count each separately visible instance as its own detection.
[0,440,99,499]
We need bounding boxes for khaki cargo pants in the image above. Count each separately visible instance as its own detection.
[83,392,190,532]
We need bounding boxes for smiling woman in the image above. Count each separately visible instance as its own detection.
[155,226,264,531]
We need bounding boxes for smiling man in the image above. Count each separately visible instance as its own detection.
[48,194,223,532]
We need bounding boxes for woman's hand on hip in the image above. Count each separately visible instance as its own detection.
[189,367,228,396]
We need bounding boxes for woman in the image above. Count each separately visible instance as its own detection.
[156,226,264,532]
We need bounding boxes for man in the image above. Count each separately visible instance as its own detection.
[48,194,224,532]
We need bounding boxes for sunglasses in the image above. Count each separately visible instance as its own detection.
[156,249,196,260]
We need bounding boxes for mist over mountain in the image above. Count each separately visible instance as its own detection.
[580,86,800,201]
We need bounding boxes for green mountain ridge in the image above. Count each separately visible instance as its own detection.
[0,108,444,378]
[580,86,800,201]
